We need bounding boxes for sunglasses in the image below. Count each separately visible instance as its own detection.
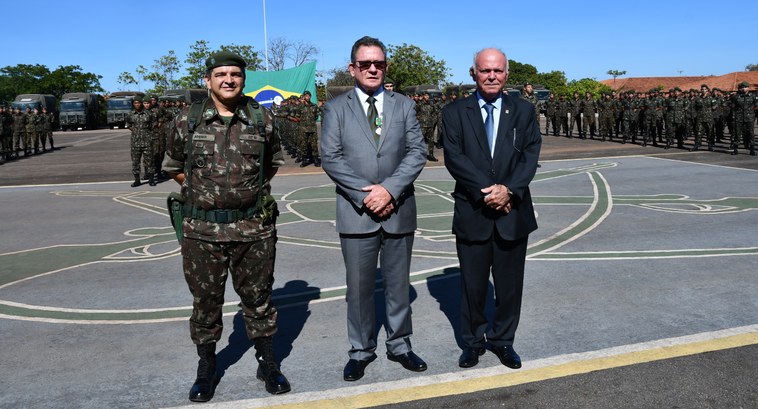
[353,60,387,71]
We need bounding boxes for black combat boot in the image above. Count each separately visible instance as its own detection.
[254,337,291,395]
[131,175,141,188]
[148,174,157,186]
[189,343,218,402]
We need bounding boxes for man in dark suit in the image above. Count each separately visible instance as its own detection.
[441,48,541,370]
[320,36,428,382]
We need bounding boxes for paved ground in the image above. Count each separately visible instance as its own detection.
[1,126,757,409]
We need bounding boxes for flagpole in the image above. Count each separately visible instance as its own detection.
[262,0,269,71]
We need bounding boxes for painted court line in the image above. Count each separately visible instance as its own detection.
[163,324,758,409]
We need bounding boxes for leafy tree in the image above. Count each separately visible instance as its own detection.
[144,50,180,94]
[42,65,104,99]
[178,40,211,88]
[746,63,758,72]
[607,69,626,87]
[217,44,263,71]
[535,70,568,94]
[0,64,102,102]
[117,71,137,90]
[507,60,539,86]
[325,66,353,87]
[386,43,449,90]
[563,78,612,98]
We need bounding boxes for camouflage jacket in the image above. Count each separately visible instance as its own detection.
[666,97,687,124]
[297,101,319,133]
[163,96,284,242]
[25,113,37,132]
[416,100,436,127]
[730,92,757,123]
[580,98,596,116]
[13,113,26,132]
[126,110,155,147]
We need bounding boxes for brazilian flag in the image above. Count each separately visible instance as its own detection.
[244,61,317,108]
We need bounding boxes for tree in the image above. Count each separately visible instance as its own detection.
[507,60,539,86]
[746,64,758,72]
[386,43,449,90]
[267,37,290,71]
[117,72,137,90]
[564,78,612,98]
[291,40,319,67]
[0,64,102,102]
[607,70,626,87]
[217,44,263,71]
[535,70,568,94]
[325,66,353,87]
[178,40,211,88]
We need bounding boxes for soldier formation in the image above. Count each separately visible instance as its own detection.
[125,95,186,186]
[271,92,322,167]
[542,81,757,156]
[0,105,55,164]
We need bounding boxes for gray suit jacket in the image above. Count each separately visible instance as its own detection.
[320,88,426,235]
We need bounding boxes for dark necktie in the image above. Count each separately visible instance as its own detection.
[483,102,495,152]
[367,96,379,143]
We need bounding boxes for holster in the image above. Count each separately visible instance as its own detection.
[167,192,185,242]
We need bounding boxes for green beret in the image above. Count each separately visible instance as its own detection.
[384,77,394,84]
[205,51,247,71]
[739,81,749,88]
[132,96,143,102]
[673,87,682,92]
[302,90,311,96]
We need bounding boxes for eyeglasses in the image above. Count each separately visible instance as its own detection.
[353,60,387,71]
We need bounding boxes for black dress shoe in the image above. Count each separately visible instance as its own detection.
[489,345,522,369]
[343,355,376,381]
[387,351,427,372]
[458,347,485,368]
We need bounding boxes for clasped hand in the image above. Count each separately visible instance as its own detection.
[362,184,394,218]
[481,184,512,214]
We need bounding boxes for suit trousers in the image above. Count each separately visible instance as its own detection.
[340,229,414,360]
[456,233,528,348]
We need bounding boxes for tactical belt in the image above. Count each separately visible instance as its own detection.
[184,205,258,223]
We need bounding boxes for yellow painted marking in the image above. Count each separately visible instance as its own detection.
[259,332,758,409]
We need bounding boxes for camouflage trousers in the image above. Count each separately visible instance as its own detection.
[732,120,755,151]
[582,114,596,136]
[131,144,154,176]
[151,137,164,174]
[298,131,319,160]
[182,236,278,344]
[422,126,435,155]
[25,130,38,151]
[13,131,25,152]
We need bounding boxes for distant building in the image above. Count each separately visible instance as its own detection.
[600,72,758,92]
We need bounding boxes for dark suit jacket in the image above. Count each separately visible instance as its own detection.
[320,88,427,235]
[442,92,541,242]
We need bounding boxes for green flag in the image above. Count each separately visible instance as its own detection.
[244,61,317,108]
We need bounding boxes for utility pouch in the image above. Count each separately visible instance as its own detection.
[259,194,279,225]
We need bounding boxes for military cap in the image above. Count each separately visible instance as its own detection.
[738,81,749,88]
[672,87,682,92]
[302,90,311,96]
[132,95,143,102]
[523,81,531,87]
[205,51,247,71]
[700,84,709,89]
[384,77,394,84]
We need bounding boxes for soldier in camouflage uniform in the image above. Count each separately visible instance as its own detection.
[417,92,438,161]
[33,107,46,152]
[712,88,727,143]
[581,92,597,139]
[691,85,714,151]
[296,90,320,167]
[12,108,26,158]
[125,96,156,187]
[557,94,569,136]
[545,94,557,135]
[567,92,581,138]
[521,82,540,130]
[729,81,756,156]
[0,107,9,161]
[597,93,614,142]
[162,51,290,401]
[666,87,688,150]
[23,107,38,155]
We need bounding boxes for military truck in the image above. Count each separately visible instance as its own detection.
[402,85,443,98]
[161,89,206,105]
[12,94,59,129]
[107,91,144,129]
[59,93,101,131]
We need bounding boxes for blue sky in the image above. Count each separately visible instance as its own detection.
[3,0,756,93]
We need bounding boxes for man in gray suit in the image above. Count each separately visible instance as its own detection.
[320,36,428,382]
